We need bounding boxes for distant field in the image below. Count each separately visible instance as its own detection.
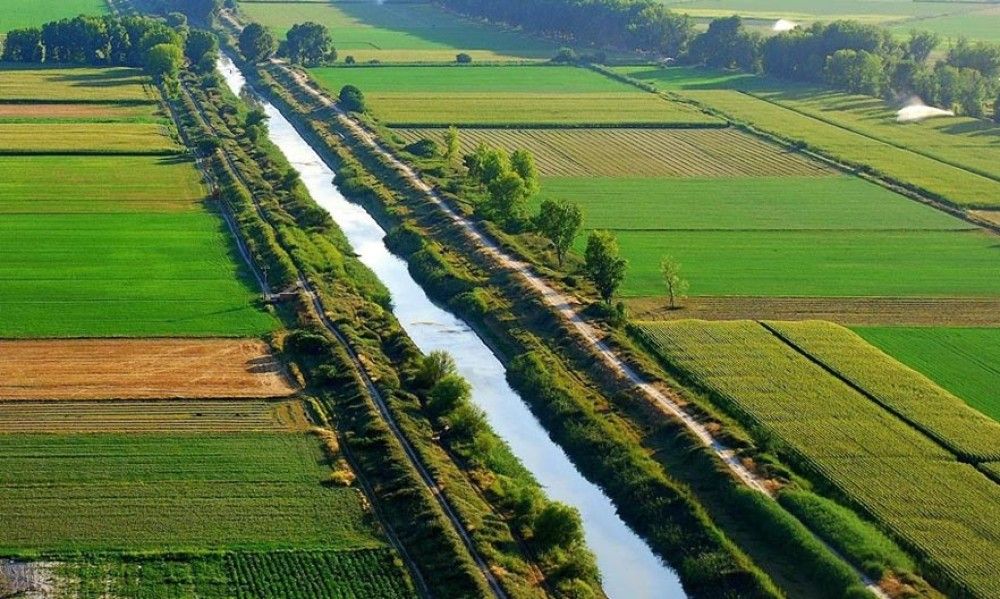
[890,7,1000,42]
[615,66,1000,208]
[535,176,964,230]
[853,327,1000,422]
[0,400,309,434]
[0,68,154,102]
[0,339,296,400]
[0,102,165,123]
[240,0,554,62]
[605,229,1000,297]
[0,212,277,337]
[395,127,828,176]
[310,65,720,125]
[633,319,1000,599]
[0,122,181,154]
[0,155,206,213]
[0,432,380,552]
[767,320,1000,461]
[661,0,976,24]
[46,549,416,598]
[0,0,107,32]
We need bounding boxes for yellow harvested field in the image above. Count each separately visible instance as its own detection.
[392,127,831,177]
[0,103,161,120]
[0,67,155,102]
[0,123,180,154]
[0,339,298,400]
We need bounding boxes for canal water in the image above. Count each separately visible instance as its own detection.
[218,54,684,599]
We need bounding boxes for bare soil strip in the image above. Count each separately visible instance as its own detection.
[625,296,1000,326]
[0,339,297,400]
[0,399,307,434]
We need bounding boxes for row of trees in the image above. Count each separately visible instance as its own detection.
[237,20,336,66]
[440,0,999,119]
[688,16,1000,118]
[0,14,218,87]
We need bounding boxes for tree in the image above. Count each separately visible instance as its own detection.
[456,52,472,63]
[552,47,578,63]
[533,503,584,551]
[428,374,471,416]
[463,142,490,181]
[824,49,886,96]
[994,91,1000,123]
[338,85,366,112]
[1,28,43,62]
[480,148,510,185]
[184,29,217,69]
[584,230,627,304]
[510,149,539,196]
[535,199,582,266]
[238,22,275,63]
[285,21,334,66]
[416,350,457,387]
[145,42,183,83]
[443,126,461,167]
[659,256,688,309]
[486,171,529,225]
[906,30,939,63]
[165,12,188,29]
[947,37,1000,78]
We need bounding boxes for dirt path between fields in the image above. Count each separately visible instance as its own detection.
[279,64,893,599]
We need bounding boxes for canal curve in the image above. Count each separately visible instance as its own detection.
[218,53,684,599]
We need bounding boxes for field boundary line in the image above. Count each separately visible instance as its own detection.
[272,58,896,599]
[758,321,995,466]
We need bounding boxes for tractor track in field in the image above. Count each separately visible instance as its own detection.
[175,73,507,599]
[274,60,894,599]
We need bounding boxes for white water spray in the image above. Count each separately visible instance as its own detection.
[772,19,798,33]
[896,98,955,123]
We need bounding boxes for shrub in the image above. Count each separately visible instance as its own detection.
[456,52,472,63]
[403,138,440,158]
[338,84,366,112]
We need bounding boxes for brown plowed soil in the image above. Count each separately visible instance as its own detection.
[625,296,1000,326]
[0,339,298,400]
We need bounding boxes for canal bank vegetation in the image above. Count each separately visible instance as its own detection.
[172,44,603,598]
[248,59,856,599]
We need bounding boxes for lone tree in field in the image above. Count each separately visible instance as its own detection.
[535,198,582,266]
[659,256,689,309]
[584,230,628,304]
[443,126,461,167]
[285,21,335,66]
[239,22,276,63]
[338,85,366,112]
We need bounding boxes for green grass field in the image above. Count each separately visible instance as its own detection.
[536,175,966,230]
[0,68,154,102]
[239,0,554,62]
[853,327,1000,422]
[48,549,416,598]
[890,7,1000,43]
[0,156,206,213]
[661,0,978,24]
[633,319,1000,599]
[767,320,1000,461]
[0,0,107,33]
[602,229,999,297]
[614,66,1000,208]
[311,65,720,125]
[0,212,276,337]
[0,432,380,552]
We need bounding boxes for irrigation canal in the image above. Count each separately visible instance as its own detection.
[218,53,684,599]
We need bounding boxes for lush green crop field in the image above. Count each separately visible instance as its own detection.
[766,321,1000,461]
[0,68,154,102]
[614,66,1000,208]
[606,229,1000,297]
[310,65,720,125]
[853,327,1000,422]
[633,319,1000,598]
[240,0,554,62]
[0,0,107,33]
[0,122,181,154]
[395,127,828,176]
[536,176,965,230]
[0,155,205,213]
[0,432,380,552]
[49,549,416,598]
[0,212,276,337]
[889,7,1000,42]
[0,102,166,123]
